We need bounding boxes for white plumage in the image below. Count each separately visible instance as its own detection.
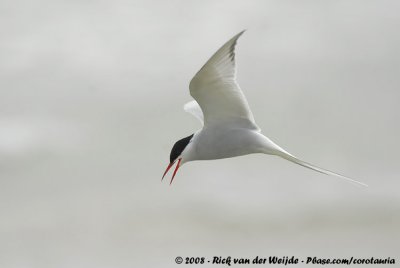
[164,30,367,187]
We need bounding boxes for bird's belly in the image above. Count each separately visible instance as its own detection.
[193,128,266,160]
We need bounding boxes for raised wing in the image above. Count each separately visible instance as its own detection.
[183,100,204,125]
[189,31,259,129]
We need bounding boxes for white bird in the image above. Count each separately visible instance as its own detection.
[162,30,367,187]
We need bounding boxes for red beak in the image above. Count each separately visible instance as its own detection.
[162,161,174,181]
[162,158,182,185]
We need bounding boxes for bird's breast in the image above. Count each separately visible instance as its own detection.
[191,127,267,161]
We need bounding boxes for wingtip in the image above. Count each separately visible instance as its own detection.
[236,29,246,38]
[229,30,246,42]
[226,30,246,61]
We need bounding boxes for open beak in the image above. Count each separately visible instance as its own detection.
[162,158,182,185]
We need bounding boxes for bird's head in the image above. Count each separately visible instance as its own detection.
[162,133,194,184]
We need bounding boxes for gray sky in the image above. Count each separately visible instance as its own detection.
[1,1,399,267]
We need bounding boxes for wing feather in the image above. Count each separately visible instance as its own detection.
[189,31,259,129]
[183,100,204,125]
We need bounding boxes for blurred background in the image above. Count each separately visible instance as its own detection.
[1,0,399,267]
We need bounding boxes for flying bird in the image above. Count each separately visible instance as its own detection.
[162,30,367,187]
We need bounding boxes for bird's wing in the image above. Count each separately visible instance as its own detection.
[183,100,204,125]
[189,30,259,130]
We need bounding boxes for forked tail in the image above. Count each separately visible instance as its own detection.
[277,152,368,187]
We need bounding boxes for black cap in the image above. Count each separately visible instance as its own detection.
[170,134,194,163]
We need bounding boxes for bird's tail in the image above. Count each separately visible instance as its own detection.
[277,152,368,187]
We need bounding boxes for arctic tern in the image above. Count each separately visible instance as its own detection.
[162,30,367,187]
